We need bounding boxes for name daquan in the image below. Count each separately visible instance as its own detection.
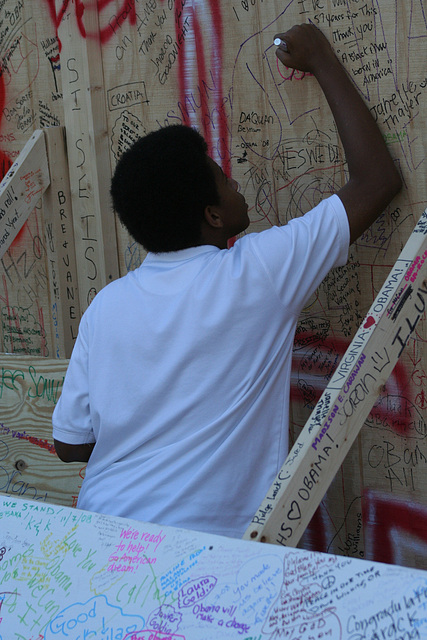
[239,111,274,126]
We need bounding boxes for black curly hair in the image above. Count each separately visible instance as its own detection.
[110,125,220,253]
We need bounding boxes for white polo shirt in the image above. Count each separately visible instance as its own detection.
[53,194,349,538]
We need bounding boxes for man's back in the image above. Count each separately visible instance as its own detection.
[53,196,349,537]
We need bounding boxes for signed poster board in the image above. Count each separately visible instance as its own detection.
[2,495,427,639]
[0,0,426,569]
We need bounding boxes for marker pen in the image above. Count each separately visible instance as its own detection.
[274,37,288,51]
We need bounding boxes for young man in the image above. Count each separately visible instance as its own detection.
[53,24,401,538]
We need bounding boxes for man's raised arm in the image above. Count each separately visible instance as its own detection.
[275,24,402,244]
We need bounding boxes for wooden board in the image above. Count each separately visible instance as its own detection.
[0,0,426,570]
[0,355,81,507]
[56,0,119,311]
[2,494,427,639]
[42,125,81,358]
[244,207,427,547]
[0,129,49,260]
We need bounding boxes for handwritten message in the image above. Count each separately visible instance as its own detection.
[2,497,427,639]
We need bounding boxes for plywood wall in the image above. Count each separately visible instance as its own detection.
[0,0,426,569]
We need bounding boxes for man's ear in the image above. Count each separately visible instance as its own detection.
[204,205,224,228]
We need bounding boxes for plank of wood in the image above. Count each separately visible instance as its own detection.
[56,0,119,311]
[42,126,81,359]
[0,355,82,507]
[0,130,50,261]
[244,207,427,547]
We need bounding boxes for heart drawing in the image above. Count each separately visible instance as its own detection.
[363,316,376,329]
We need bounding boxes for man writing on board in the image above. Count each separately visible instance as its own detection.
[53,24,401,538]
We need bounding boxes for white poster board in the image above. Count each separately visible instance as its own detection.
[1,495,427,639]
